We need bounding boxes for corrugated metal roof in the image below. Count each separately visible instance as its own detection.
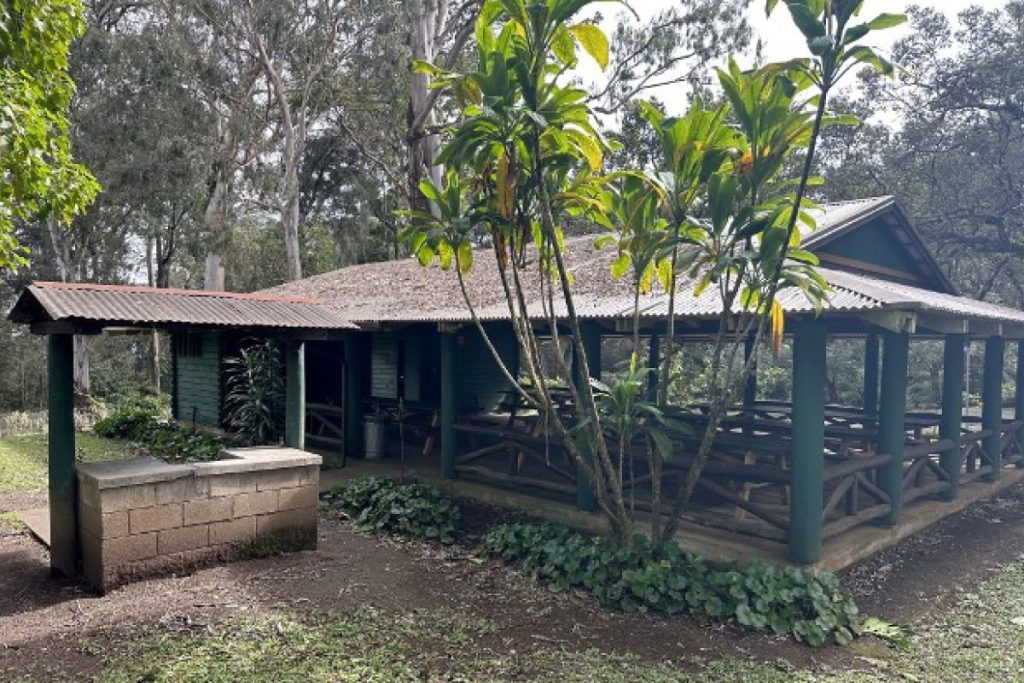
[9,282,357,331]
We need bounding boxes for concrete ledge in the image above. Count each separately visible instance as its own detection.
[77,447,321,593]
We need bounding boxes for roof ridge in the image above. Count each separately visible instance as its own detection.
[32,281,322,305]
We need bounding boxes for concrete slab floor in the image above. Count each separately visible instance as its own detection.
[14,507,49,548]
[320,457,1024,572]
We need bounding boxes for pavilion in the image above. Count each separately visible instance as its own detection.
[10,196,1024,573]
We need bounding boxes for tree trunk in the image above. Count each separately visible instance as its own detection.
[47,216,91,400]
[145,237,162,392]
[408,0,443,212]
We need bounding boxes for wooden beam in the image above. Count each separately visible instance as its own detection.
[285,341,306,450]
[440,330,457,479]
[863,334,879,416]
[344,334,365,460]
[940,334,967,500]
[858,310,916,334]
[48,334,78,578]
[917,313,968,335]
[789,319,826,564]
[878,331,909,524]
[970,319,1003,337]
[982,336,1005,481]
[31,320,103,336]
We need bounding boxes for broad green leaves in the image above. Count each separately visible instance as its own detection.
[0,0,99,270]
[568,23,609,69]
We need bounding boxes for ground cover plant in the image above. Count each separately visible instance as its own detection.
[320,476,462,543]
[93,396,241,463]
[484,522,858,647]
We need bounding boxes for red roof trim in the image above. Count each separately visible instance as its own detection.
[31,281,321,305]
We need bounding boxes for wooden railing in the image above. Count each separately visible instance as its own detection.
[306,402,345,461]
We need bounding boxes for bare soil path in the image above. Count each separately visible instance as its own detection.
[2,485,1024,681]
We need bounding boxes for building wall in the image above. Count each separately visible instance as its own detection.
[174,331,222,427]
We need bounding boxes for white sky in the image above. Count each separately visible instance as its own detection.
[584,1,1006,114]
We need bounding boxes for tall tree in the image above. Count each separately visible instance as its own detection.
[0,0,99,271]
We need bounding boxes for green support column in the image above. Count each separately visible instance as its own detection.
[285,340,306,450]
[982,336,1005,481]
[647,334,660,395]
[440,329,457,480]
[940,334,967,499]
[1016,341,1024,456]
[877,332,909,525]
[863,334,880,416]
[48,334,78,577]
[743,334,758,407]
[344,334,364,460]
[789,320,826,564]
[574,323,602,512]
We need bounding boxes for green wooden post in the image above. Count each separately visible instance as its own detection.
[743,334,758,407]
[789,320,826,564]
[647,334,660,394]
[878,332,909,525]
[982,335,1005,481]
[574,323,602,512]
[1016,341,1024,456]
[343,334,364,460]
[940,334,966,499]
[48,334,78,577]
[285,340,306,450]
[863,334,880,416]
[440,329,457,479]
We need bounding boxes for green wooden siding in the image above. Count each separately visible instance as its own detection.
[456,324,515,413]
[370,334,399,399]
[818,218,931,283]
[174,331,222,427]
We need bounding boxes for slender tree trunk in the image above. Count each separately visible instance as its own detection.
[47,216,91,399]
[408,0,443,213]
[203,166,229,291]
[145,238,162,392]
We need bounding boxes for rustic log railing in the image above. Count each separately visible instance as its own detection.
[306,402,345,461]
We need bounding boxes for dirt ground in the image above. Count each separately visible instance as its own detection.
[3,485,1024,681]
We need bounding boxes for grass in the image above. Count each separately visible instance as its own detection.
[82,556,1024,683]
[0,433,135,491]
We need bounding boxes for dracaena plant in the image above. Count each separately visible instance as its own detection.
[400,0,904,546]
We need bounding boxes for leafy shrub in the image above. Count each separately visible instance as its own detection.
[483,523,859,647]
[94,397,238,463]
[223,339,285,444]
[321,476,461,543]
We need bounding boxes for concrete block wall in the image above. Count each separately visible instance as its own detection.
[77,447,321,592]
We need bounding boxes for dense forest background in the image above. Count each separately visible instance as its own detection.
[2,0,1021,415]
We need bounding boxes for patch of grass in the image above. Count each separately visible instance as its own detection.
[0,510,26,532]
[0,433,135,491]
[96,608,498,683]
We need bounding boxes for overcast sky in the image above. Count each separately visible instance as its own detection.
[586,1,1006,114]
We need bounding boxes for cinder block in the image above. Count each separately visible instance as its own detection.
[102,531,158,565]
[232,490,278,518]
[277,485,318,512]
[158,524,210,555]
[207,474,257,497]
[156,477,209,505]
[256,507,317,537]
[100,484,157,513]
[255,469,305,491]
[183,496,233,526]
[80,505,130,540]
[209,516,257,545]
[81,530,105,589]
[129,503,183,534]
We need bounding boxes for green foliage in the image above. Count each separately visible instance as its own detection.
[94,397,239,463]
[483,522,859,646]
[223,339,285,445]
[321,476,461,544]
[0,0,100,269]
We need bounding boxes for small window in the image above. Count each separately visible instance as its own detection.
[175,333,203,358]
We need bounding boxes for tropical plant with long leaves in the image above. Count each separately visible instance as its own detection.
[401,0,904,545]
